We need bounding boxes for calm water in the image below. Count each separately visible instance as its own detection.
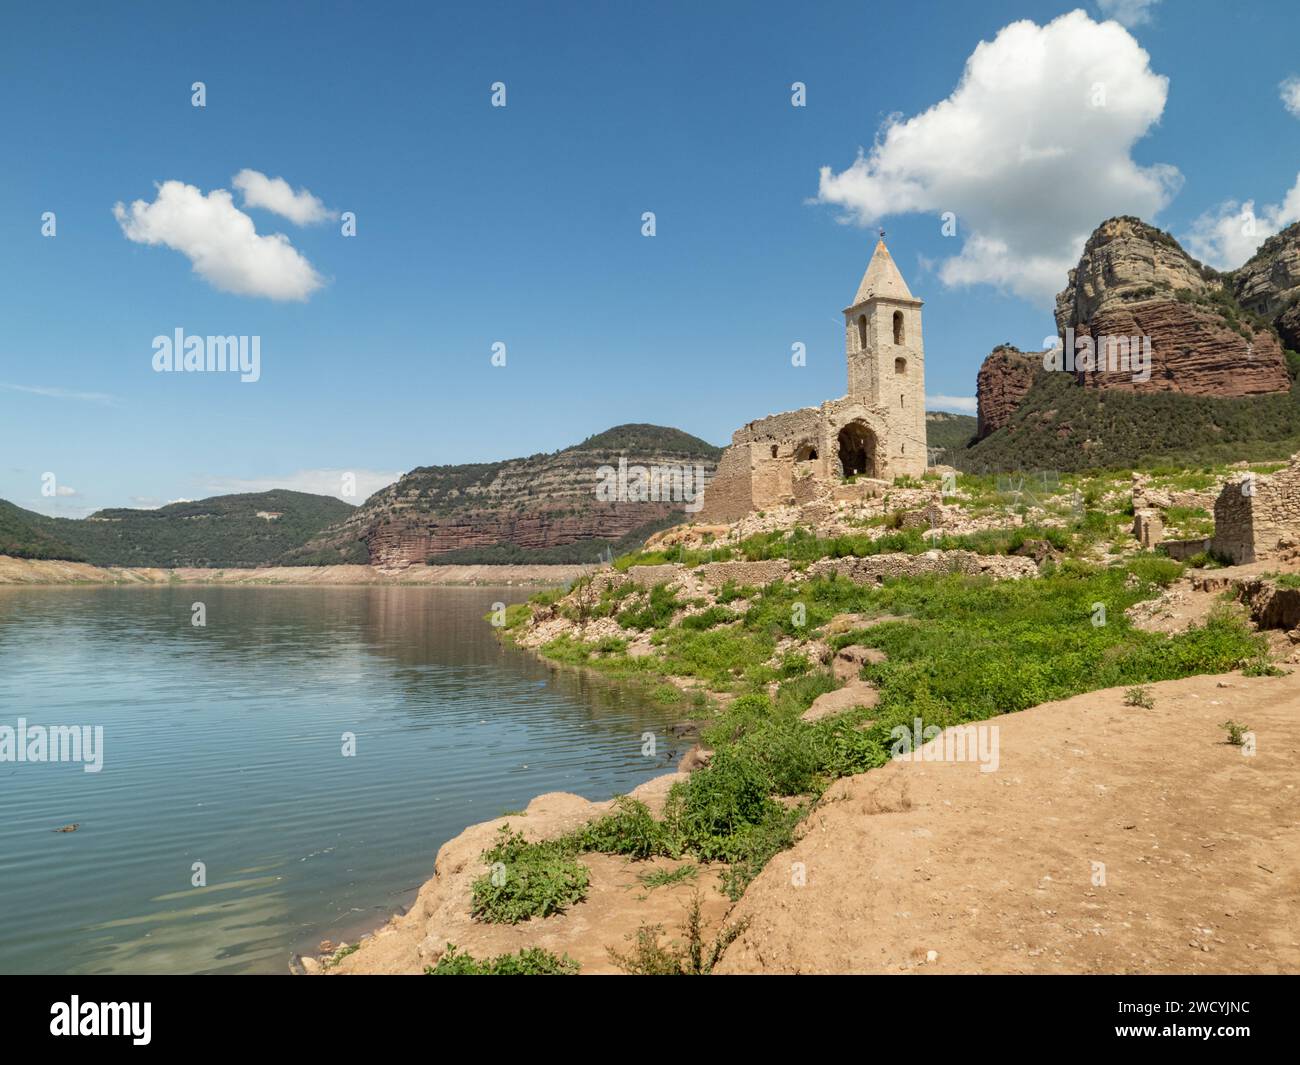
[0,585,681,975]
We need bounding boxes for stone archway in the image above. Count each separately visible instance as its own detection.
[837,421,877,479]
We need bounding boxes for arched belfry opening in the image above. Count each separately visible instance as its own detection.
[837,421,877,479]
[893,310,905,345]
[857,314,867,351]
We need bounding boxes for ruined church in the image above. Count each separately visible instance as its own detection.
[701,239,928,521]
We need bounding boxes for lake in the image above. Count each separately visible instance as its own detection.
[0,585,681,974]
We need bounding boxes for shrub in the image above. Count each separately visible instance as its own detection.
[607,893,750,975]
[574,797,681,859]
[680,606,740,630]
[617,583,682,630]
[664,750,780,861]
[425,944,579,975]
[1123,685,1154,709]
[716,580,758,604]
[470,827,590,924]
[1126,554,1185,588]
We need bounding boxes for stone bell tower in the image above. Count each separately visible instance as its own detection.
[843,238,927,475]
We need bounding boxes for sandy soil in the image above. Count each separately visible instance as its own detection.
[716,670,1300,974]
[335,669,1299,976]
[329,772,735,975]
[0,555,591,586]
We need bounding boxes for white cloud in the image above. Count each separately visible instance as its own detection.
[200,468,402,503]
[813,10,1180,305]
[926,395,978,414]
[55,485,78,497]
[1097,0,1160,28]
[1281,77,1300,119]
[1184,173,1300,269]
[0,382,118,405]
[232,169,336,225]
[113,180,324,301]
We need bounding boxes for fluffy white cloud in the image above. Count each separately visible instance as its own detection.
[113,180,324,301]
[232,169,335,225]
[813,10,1180,305]
[1185,173,1300,269]
[1097,0,1161,28]
[1281,77,1300,119]
[200,468,402,503]
[926,395,977,414]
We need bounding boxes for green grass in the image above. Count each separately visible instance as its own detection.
[506,547,1266,928]
[425,944,579,975]
[617,583,682,630]
[636,864,699,891]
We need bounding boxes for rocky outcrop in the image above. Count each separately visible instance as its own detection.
[1055,216,1212,329]
[286,424,721,567]
[1234,221,1300,351]
[1055,216,1290,396]
[975,346,1047,439]
[1081,300,1288,395]
[362,506,666,564]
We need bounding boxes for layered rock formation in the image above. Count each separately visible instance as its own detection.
[1054,217,1289,396]
[1055,216,1212,325]
[974,217,1300,452]
[287,424,722,567]
[1235,221,1300,351]
[975,345,1046,439]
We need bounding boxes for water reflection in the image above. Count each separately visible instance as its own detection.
[0,585,681,974]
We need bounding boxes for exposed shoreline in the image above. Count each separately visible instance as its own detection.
[0,555,593,587]
[325,669,1300,975]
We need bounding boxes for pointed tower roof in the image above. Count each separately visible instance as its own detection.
[850,239,921,307]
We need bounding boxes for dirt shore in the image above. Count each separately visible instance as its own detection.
[334,669,1300,975]
[0,555,591,586]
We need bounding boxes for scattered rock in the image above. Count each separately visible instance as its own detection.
[833,645,888,681]
[677,745,714,773]
[802,681,880,724]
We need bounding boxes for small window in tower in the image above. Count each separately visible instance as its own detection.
[900,394,905,408]
[770,445,778,458]
[856,315,867,350]
[895,357,906,374]
[893,310,904,345]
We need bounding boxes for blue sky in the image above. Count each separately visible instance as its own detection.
[2,0,1298,515]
